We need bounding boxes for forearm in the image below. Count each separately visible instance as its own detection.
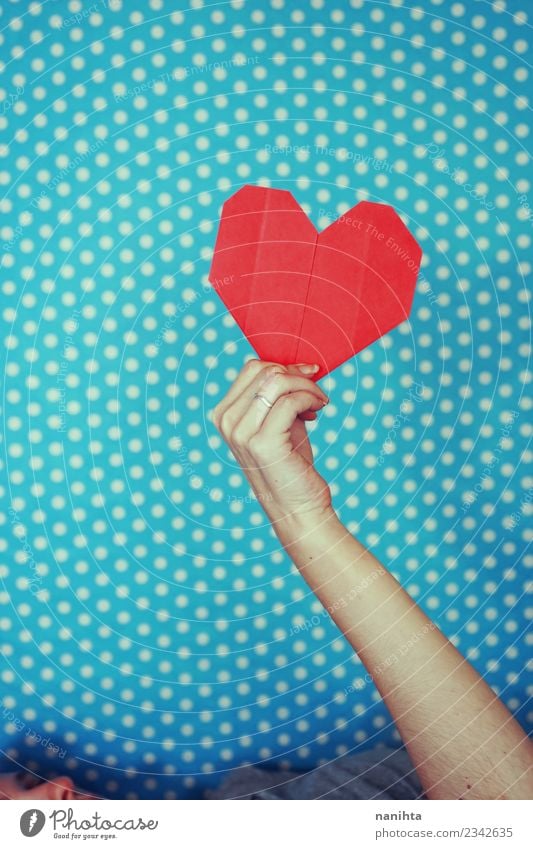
[275,508,533,800]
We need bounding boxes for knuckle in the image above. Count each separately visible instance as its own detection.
[259,365,286,387]
[244,358,262,375]
[218,410,233,435]
[267,375,284,392]
[231,426,248,448]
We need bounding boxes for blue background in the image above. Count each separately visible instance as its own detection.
[0,0,531,799]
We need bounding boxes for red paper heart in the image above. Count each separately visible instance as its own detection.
[209,185,422,380]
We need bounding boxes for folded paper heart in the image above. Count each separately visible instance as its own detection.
[209,185,422,380]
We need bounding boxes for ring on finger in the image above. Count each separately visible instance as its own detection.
[252,392,274,409]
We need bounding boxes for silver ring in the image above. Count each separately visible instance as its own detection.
[253,393,274,409]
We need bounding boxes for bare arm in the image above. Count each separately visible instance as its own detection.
[276,508,533,800]
[213,358,533,800]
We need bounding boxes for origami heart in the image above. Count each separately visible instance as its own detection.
[209,185,422,380]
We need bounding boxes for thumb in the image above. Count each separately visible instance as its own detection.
[286,363,320,378]
[285,363,323,419]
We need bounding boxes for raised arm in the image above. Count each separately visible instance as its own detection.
[212,359,533,800]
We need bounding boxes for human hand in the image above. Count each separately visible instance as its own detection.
[212,359,334,526]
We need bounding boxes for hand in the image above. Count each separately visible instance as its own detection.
[212,359,333,526]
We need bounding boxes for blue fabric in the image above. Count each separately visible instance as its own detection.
[204,745,425,799]
[0,1,530,799]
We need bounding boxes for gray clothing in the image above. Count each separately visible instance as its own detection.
[204,745,426,800]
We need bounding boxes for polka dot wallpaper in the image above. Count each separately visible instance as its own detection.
[0,0,531,799]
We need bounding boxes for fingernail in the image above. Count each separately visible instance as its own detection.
[295,363,319,375]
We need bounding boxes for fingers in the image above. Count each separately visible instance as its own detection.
[258,390,326,445]
[212,359,282,428]
[259,365,325,421]
[215,369,328,448]
[298,409,318,421]
[256,370,328,412]
[230,389,326,469]
[212,360,325,429]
